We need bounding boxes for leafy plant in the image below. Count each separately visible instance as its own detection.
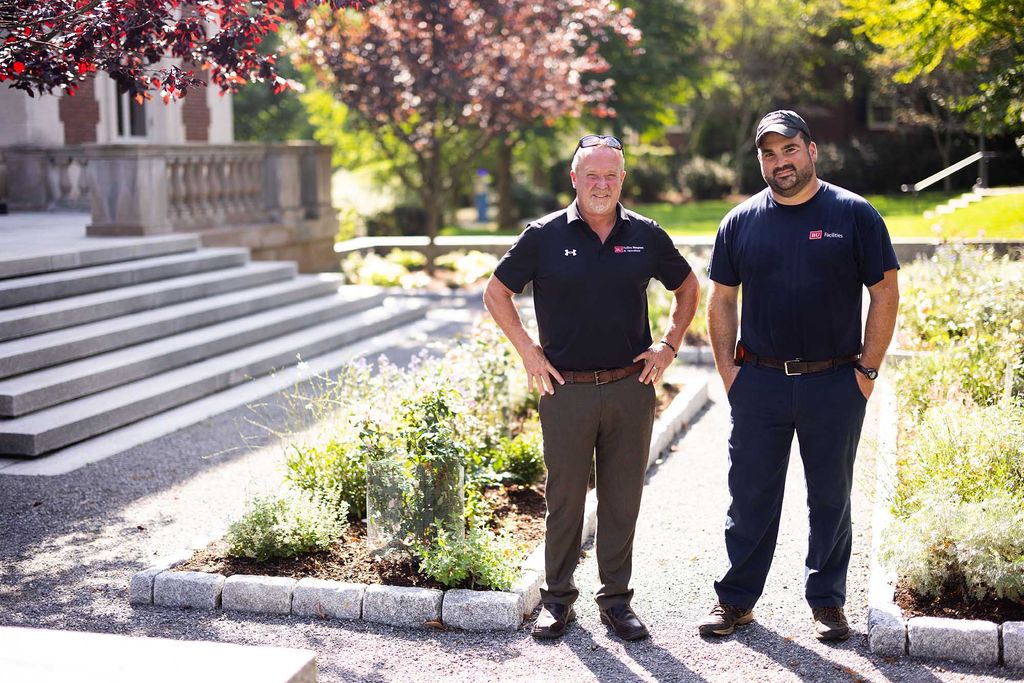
[285,439,367,520]
[891,402,1024,517]
[433,250,499,286]
[226,489,348,562]
[414,521,521,591]
[491,430,546,487]
[881,489,1024,603]
[363,390,467,551]
[678,156,735,200]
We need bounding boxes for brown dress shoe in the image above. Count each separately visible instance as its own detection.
[532,602,576,639]
[599,603,650,641]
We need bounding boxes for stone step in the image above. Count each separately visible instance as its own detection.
[0,289,386,416]
[0,234,200,280]
[0,626,317,683]
[0,277,349,379]
[0,260,296,342]
[0,298,427,456]
[0,248,250,308]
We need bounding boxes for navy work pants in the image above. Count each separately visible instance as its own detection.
[715,362,867,610]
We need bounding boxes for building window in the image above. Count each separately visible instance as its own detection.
[866,93,897,131]
[115,88,147,138]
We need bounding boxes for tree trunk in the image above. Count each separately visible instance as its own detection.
[496,140,515,231]
[732,105,755,195]
[421,140,443,273]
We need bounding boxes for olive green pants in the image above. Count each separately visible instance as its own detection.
[538,376,656,609]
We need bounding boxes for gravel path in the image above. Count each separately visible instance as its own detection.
[0,336,1016,681]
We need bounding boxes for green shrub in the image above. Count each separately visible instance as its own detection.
[414,521,520,591]
[434,250,498,286]
[881,489,1024,602]
[678,156,734,200]
[226,489,348,562]
[384,248,426,271]
[362,389,467,548]
[284,438,367,519]
[509,182,560,221]
[623,152,675,203]
[364,203,427,236]
[340,252,407,287]
[892,402,1024,517]
[900,246,1024,353]
[492,430,545,486]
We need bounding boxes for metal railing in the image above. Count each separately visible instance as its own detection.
[901,150,998,193]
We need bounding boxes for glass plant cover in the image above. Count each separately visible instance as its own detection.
[366,454,465,554]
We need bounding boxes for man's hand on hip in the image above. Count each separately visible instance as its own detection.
[521,343,564,395]
[634,342,676,385]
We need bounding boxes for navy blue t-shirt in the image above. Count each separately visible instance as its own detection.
[494,202,692,371]
[707,182,899,361]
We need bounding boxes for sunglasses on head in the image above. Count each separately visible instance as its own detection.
[575,134,624,153]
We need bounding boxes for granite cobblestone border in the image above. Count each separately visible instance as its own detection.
[867,379,1024,669]
[130,374,710,632]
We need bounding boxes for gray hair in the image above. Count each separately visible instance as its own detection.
[571,143,625,173]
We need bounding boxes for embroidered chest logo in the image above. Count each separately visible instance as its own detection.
[564,249,577,256]
[809,229,844,240]
[613,245,644,254]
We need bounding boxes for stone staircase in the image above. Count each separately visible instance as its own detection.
[0,235,427,458]
[923,186,1024,230]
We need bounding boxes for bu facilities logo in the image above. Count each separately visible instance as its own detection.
[808,229,843,240]
[613,245,644,254]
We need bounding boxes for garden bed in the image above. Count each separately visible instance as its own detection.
[177,484,546,591]
[130,372,711,631]
[868,245,1024,666]
[894,582,1024,624]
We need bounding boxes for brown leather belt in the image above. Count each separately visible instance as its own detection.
[740,351,860,376]
[560,360,645,385]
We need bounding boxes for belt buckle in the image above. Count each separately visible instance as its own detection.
[784,359,803,376]
[594,370,609,386]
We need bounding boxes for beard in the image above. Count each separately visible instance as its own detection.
[583,194,615,215]
[765,162,815,197]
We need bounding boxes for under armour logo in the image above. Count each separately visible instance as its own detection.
[564,249,577,256]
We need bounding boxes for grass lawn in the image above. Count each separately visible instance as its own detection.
[441,190,1023,239]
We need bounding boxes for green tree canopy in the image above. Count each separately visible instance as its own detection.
[843,0,1024,145]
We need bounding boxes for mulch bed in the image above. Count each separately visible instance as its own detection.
[176,484,547,591]
[176,379,682,591]
[894,580,1024,623]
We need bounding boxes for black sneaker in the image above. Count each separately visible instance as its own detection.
[811,606,850,641]
[697,602,754,636]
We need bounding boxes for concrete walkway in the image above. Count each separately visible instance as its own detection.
[0,359,1013,682]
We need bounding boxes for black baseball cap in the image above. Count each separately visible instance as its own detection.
[755,110,811,145]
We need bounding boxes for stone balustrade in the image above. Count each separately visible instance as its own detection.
[3,146,91,211]
[1,142,336,272]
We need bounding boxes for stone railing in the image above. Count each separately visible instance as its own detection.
[3,146,92,211]
[1,142,337,272]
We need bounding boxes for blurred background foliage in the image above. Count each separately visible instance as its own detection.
[232,0,1024,238]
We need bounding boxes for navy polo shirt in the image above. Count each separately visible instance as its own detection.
[494,201,692,371]
[708,182,899,361]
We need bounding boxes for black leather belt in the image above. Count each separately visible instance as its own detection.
[560,360,645,385]
[739,350,860,376]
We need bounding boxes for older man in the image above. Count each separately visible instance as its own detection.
[484,134,700,641]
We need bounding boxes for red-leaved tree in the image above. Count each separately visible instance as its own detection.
[296,0,639,244]
[0,0,376,101]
